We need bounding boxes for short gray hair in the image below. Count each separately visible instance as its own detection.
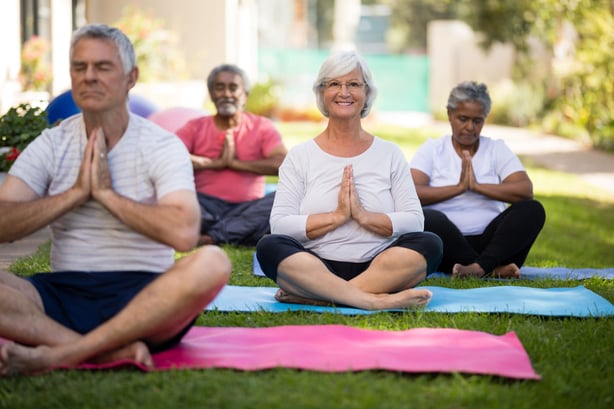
[70,24,136,74]
[446,81,492,116]
[312,50,378,119]
[207,64,251,96]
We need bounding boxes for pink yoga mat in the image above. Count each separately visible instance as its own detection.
[11,325,536,379]
[1,326,540,379]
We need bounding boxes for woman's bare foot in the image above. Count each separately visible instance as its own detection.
[492,263,520,279]
[453,262,520,279]
[452,263,486,278]
[275,287,432,310]
[372,288,432,310]
[275,288,335,306]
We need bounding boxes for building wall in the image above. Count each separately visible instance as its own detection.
[2,0,260,113]
[85,0,257,82]
[50,0,73,96]
[0,1,24,113]
[427,20,514,114]
[1,1,520,116]
[1,0,73,113]
[84,0,257,108]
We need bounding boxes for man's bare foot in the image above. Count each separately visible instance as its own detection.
[0,340,153,377]
[0,342,53,376]
[275,288,336,306]
[198,234,215,246]
[91,341,153,369]
[452,263,486,279]
[492,263,520,279]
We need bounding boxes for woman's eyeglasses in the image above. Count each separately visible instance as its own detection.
[322,80,366,92]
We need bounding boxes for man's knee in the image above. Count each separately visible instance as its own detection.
[194,246,231,282]
[0,272,43,308]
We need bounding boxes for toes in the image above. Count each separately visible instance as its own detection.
[274,288,288,302]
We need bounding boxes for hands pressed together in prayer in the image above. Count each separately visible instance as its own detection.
[218,129,237,168]
[307,165,392,238]
[455,150,532,204]
[458,150,479,193]
[335,164,367,225]
[73,127,113,205]
[192,129,237,170]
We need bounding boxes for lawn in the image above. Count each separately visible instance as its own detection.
[1,122,613,409]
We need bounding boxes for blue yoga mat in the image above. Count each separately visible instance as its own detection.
[252,252,614,280]
[428,268,614,280]
[206,285,614,317]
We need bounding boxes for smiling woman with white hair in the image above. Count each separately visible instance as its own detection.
[311,51,378,119]
[255,50,442,311]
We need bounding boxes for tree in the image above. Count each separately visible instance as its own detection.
[449,0,614,148]
[379,0,613,149]
[548,2,614,149]
[376,0,459,52]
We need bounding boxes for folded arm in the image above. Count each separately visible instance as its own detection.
[469,171,533,203]
[191,134,287,176]
[228,146,287,175]
[93,188,200,252]
[411,165,533,206]
[347,177,393,237]
[0,134,97,242]
[0,176,87,243]
[305,164,395,239]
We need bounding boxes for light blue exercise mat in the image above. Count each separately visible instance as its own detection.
[252,252,614,280]
[205,285,614,317]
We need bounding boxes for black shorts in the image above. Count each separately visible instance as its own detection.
[27,270,195,353]
[256,232,443,282]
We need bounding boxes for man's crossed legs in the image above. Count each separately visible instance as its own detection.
[0,245,230,376]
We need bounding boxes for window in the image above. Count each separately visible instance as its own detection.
[20,0,51,44]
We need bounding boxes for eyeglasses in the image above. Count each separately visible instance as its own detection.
[321,80,366,92]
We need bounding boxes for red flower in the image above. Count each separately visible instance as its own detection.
[5,147,20,162]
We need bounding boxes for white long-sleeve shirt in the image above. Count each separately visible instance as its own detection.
[271,137,424,263]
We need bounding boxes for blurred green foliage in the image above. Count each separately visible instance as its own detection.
[377,0,614,150]
[245,80,279,118]
[0,103,50,172]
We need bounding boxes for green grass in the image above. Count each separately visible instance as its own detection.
[2,122,613,409]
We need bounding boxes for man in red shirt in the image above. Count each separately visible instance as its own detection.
[176,64,287,246]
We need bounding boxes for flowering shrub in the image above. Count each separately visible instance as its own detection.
[19,36,53,92]
[0,103,50,172]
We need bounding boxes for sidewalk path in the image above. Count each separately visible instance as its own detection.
[482,124,614,197]
[1,120,613,271]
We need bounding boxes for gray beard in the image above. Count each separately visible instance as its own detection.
[217,103,238,116]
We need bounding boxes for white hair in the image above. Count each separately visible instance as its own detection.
[312,50,378,118]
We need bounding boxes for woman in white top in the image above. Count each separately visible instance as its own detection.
[410,81,545,278]
[256,51,442,310]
